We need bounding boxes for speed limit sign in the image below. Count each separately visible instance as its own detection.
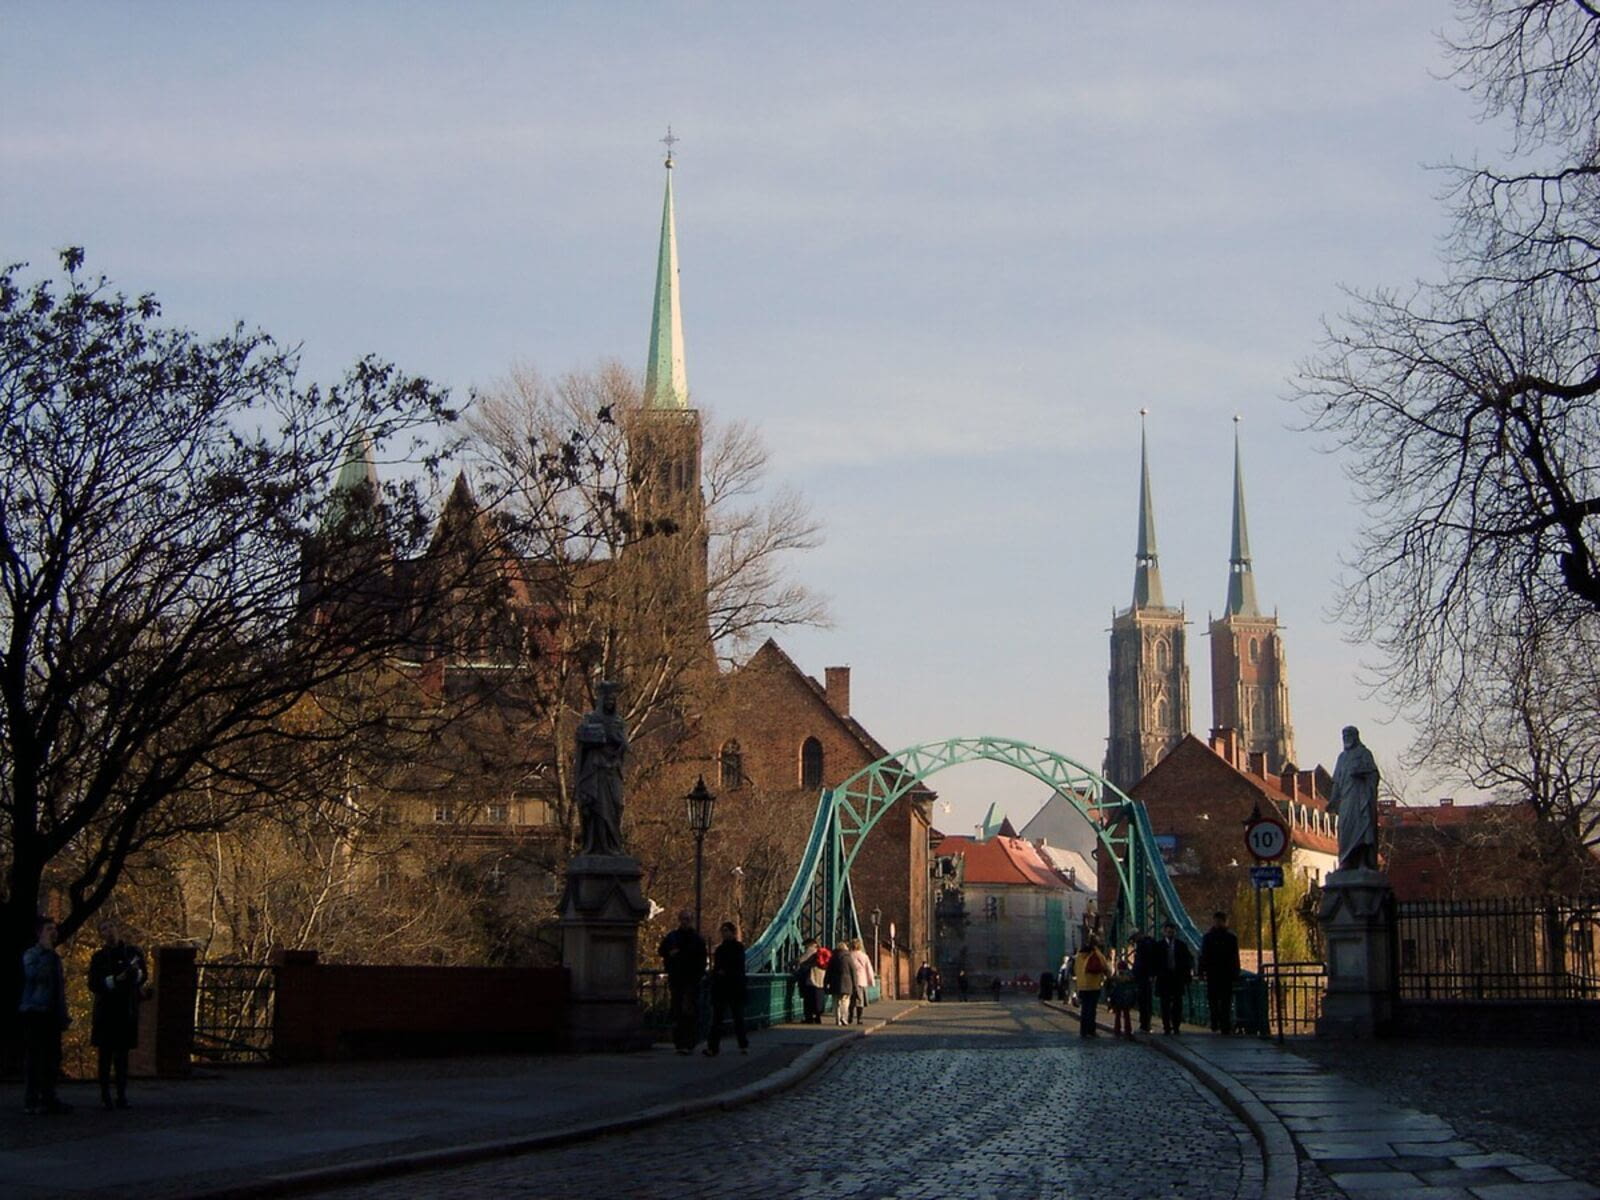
[1244,815,1289,862]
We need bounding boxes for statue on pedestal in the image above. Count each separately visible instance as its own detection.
[575,681,628,857]
[1329,725,1380,872]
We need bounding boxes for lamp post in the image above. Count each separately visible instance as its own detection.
[686,776,717,932]
[870,906,882,986]
[889,921,897,999]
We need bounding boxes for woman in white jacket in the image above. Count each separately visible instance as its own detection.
[847,937,877,1026]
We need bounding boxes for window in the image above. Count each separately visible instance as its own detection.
[719,740,744,789]
[800,737,824,789]
[433,803,455,823]
[1249,637,1260,664]
[1155,639,1168,670]
[487,804,510,824]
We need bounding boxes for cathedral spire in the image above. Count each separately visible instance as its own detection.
[1132,409,1166,609]
[1225,417,1260,617]
[643,128,689,411]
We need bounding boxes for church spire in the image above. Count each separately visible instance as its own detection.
[1132,409,1166,609]
[643,128,689,411]
[1225,417,1260,617]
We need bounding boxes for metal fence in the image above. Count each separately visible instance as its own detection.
[192,961,276,1064]
[1263,959,1325,1036]
[1394,895,1600,1002]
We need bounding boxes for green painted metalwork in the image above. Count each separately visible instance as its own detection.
[744,737,1208,1017]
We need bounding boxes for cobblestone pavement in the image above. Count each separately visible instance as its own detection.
[314,999,1258,1200]
[1292,1038,1600,1188]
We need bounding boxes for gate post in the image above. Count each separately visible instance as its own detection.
[1316,868,1396,1037]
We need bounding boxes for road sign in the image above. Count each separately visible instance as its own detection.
[1250,864,1284,889]
[1244,815,1289,861]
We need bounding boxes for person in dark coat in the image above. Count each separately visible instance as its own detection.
[824,940,853,1025]
[19,914,71,1115]
[1039,970,1055,1002]
[1130,928,1160,1034]
[794,938,826,1024]
[658,909,707,1054]
[704,922,749,1056]
[1197,911,1241,1035]
[1155,921,1194,1034]
[88,921,148,1109]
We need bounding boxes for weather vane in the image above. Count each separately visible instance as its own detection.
[661,125,679,167]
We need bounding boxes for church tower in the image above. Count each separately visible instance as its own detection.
[1207,419,1295,772]
[1104,414,1190,793]
[626,133,709,630]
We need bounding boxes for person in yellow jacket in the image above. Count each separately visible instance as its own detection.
[1073,936,1111,1038]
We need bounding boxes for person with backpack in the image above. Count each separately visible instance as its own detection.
[1073,936,1110,1038]
[794,938,827,1024]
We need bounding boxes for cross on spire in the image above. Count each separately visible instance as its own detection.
[661,125,679,167]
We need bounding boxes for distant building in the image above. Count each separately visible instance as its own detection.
[1381,799,1599,901]
[1100,730,1338,924]
[932,830,1094,983]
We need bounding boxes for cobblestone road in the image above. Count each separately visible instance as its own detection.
[315,999,1257,1200]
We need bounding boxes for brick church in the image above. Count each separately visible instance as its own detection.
[309,147,932,976]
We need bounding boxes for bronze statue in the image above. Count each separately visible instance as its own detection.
[575,681,628,856]
[1329,725,1380,872]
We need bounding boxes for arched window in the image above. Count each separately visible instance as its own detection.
[719,740,744,790]
[800,737,824,789]
[1155,639,1168,670]
[1249,637,1260,664]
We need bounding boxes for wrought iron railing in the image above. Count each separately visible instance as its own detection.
[1395,895,1600,1002]
[1263,959,1325,1036]
[192,961,275,1063]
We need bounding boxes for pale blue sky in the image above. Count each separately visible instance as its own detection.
[2,2,1492,833]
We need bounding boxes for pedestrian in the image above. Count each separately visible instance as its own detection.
[825,940,854,1024]
[1039,970,1055,1002]
[794,938,826,1024]
[928,968,942,1002]
[915,960,934,1000]
[88,920,148,1109]
[19,913,72,1115]
[705,921,749,1056]
[1155,920,1194,1034]
[989,976,1002,1001]
[1072,936,1110,1038]
[847,937,875,1025]
[1130,927,1159,1034]
[1198,910,1241,1035]
[956,968,970,1001]
[658,909,707,1054]
[1107,954,1138,1040]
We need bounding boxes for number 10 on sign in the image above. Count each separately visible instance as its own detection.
[1245,818,1288,861]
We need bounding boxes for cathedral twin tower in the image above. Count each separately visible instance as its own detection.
[1103,417,1295,794]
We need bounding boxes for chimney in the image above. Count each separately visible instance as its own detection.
[1438,797,1454,808]
[1281,766,1299,800]
[824,666,851,717]
[1209,727,1240,766]
[1248,750,1268,778]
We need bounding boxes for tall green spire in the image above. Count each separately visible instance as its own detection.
[1132,409,1166,609]
[643,129,689,410]
[1225,416,1261,617]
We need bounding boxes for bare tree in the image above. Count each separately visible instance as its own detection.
[1294,3,1600,834]
[0,250,459,991]
[463,362,827,852]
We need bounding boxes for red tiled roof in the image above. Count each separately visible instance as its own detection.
[931,834,1072,889]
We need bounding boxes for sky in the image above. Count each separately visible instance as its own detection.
[2,2,1498,837]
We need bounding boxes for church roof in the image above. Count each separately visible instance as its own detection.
[1131,415,1167,610]
[643,138,689,411]
[1224,419,1261,617]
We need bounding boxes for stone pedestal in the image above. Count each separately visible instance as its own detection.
[1316,867,1396,1037]
[559,854,652,1051]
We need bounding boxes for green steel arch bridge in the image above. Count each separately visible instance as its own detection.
[740,736,1234,1028]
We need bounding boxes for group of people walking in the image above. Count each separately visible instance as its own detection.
[18,914,148,1115]
[1061,912,1240,1039]
[794,936,876,1026]
[658,909,752,1057]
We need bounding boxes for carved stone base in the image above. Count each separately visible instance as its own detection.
[560,854,653,1051]
[1316,867,1395,1038]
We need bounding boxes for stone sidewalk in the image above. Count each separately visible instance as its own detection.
[1158,1033,1600,1200]
[0,1000,920,1199]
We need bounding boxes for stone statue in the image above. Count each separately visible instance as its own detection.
[575,681,628,857]
[1328,725,1380,872]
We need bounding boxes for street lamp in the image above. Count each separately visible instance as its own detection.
[870,906,882,983]
[686,776,717,932]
